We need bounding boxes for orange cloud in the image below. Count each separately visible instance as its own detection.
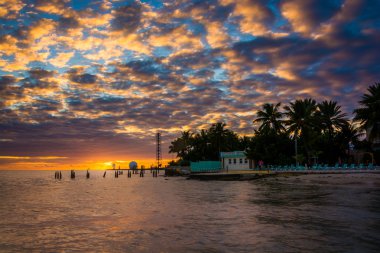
[206,22,230,48]
[221,0,273,36]
[108,32,152,56]
[172,6,230,49]
[79,13,112,28]
[34,0,72,16]
[49,51,74,68]
[0,35,19,55]
[0,0,25,19]
[281,1,311,35]
[149,25,203,54]
[0,20,57,71]
[0,156,67,160]
[28,19,57,41]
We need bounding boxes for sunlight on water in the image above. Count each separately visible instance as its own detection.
[0,171,379,252]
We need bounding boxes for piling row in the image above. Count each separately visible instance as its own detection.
[55,169,161,179]
[54,171,62,179]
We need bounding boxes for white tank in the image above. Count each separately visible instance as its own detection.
[129,161,138,170]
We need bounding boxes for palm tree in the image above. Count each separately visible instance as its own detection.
[253,103,285,134]
[315,100,349,163]
[168,130,193,160]
[209,122,229,157]
[192,129,211,160]
[284,98,317,165]
[317,100,348,136]
[353,83,380,145]
[337,123,364,162]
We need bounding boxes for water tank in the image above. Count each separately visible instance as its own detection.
[129,161,138,170]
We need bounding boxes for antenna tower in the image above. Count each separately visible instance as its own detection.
[156,132,161,169]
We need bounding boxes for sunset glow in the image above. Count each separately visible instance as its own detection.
[0,0,379,170]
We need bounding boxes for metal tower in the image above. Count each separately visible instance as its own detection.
[156,132,161,169]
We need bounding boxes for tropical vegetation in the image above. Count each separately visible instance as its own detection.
[169,83,380,166]
[354,83,380,146]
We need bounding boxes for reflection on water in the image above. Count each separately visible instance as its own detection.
[0,171,379,252]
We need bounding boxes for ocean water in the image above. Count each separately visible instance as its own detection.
[0,170,379,253]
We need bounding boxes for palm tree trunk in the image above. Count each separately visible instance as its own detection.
[295,134,298,166]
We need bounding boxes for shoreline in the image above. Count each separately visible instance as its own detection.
[188,169,380,181]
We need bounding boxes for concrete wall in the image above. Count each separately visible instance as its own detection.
[190,161,221,173]
[222,157,250,170]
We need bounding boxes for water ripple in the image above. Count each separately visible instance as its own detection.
[0,171,379,252]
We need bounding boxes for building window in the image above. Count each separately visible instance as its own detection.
[244,159,248,164]
[239,158,242,164]
[233,158,236,164]
[228,159,231,164]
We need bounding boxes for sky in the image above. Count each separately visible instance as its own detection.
[0,0,379,170]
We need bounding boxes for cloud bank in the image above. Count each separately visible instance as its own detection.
[0,0,379,168]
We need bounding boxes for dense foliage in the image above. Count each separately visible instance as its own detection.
[169,123,245,165]
[354,83,380,144]
[169,84,380,165]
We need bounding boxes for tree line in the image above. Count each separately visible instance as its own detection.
[169,83,380,166]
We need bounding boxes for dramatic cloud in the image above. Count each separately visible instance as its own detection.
[111,3,142,33]
[223,0,275,36]
[0,0,378,169]
[0,0,25,19]
[68,69,97,84]
[34,0,71,15]
[281,0,343,36]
